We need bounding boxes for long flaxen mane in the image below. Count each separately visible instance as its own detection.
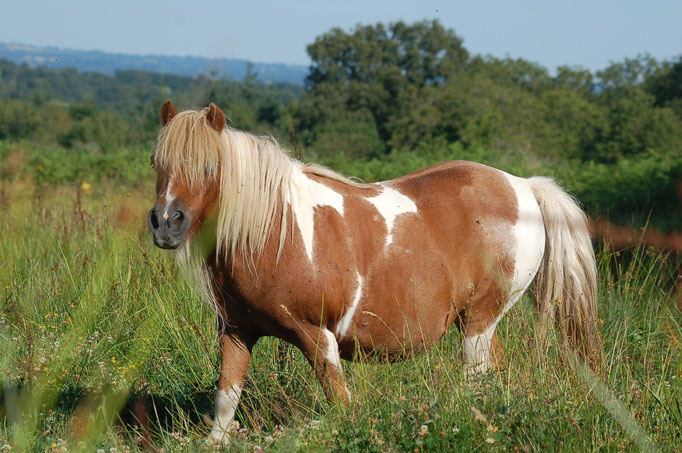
[153,107,359,310]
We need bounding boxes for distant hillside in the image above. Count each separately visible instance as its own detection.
[0,42,308,85]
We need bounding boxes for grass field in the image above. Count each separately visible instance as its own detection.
[0,169,681,452]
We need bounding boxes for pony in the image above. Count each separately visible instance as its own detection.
[147,100,603,443]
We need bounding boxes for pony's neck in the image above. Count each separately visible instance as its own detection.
[214,129,297,263]
[211,128,360,267]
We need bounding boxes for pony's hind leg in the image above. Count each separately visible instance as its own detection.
[210,331,254,444]
[296,326,350,404]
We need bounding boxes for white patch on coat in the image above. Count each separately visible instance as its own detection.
[367,184,418,248]
[162,180,176,220]
[288,170,344,263]
[210,385,242,444]
[502,172,545,308]
[322,329,342,369]
[335,272,364,339]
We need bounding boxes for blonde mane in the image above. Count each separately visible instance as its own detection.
[154,107,360,270]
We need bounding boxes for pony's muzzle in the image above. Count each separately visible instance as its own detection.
[147,204,191,249]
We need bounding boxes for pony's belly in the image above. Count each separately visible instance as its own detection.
[337,307,455,361]
[335,272,462,361]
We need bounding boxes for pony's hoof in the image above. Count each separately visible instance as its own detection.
[209,420,239,445]
[209,428,231,446]
[464,363,491,379]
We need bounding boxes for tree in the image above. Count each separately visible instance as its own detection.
[646,55,682,120]
[302,20,469,150]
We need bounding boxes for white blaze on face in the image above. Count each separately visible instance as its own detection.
[210,385,242,444]
[288,170,344,263]
[336,272,364,339]
[162,179,176,220]
[367,184,418,248]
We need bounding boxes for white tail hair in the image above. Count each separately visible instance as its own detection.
[528,176,604,368]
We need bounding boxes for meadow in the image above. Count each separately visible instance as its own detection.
[0,142,680,452]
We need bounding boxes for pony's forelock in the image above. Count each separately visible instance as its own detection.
[154,108,223,188]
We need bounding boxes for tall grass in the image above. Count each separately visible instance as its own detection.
[0,171,680,452]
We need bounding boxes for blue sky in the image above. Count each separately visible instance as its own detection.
[1,0,680,73]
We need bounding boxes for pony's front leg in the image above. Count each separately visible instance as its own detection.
[210,332,253,444]
[297,327,350,405]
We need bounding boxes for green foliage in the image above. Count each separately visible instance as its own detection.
[27,144,152,185]
[647,56,682,119]
[0,99,40,140]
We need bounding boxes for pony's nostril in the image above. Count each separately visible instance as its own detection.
[150,211,159,230]
[168,209,186,230]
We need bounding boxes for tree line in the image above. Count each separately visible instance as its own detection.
[1,20,681,229]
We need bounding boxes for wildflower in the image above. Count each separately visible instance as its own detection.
[486,424,499,432]
[81,182,92,192]
[417,424,429,437]
[485,437,495,444]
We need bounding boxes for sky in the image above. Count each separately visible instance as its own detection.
[1,0,680,73]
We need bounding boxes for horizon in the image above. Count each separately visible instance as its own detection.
[1,1,681,75]
[0,41,307,68]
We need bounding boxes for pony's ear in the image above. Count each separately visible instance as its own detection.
[206,103,226,132]
[160,99,178,126]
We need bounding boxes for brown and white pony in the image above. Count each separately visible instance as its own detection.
[148,101,603,443]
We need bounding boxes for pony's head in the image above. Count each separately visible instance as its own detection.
[148,100,226,249]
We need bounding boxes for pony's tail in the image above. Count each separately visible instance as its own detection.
[527,177,604,369]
